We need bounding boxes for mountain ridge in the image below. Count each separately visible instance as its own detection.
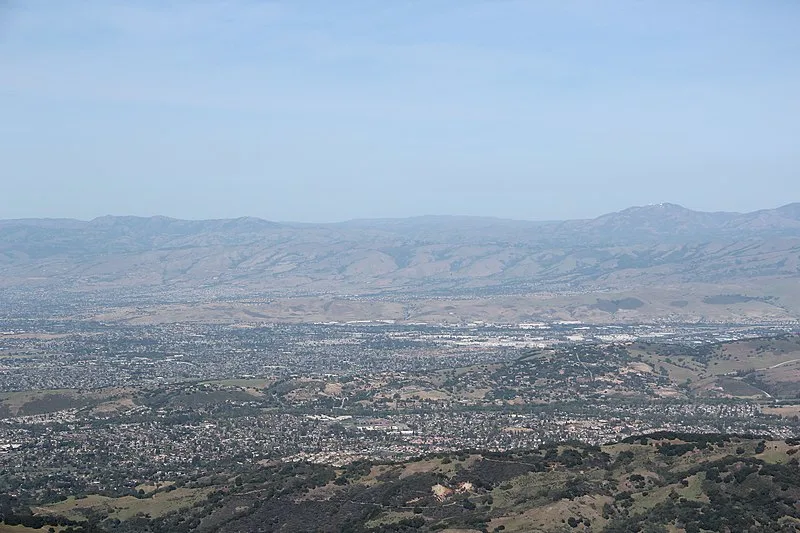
[3,201,800,227]
[2,202,800,323]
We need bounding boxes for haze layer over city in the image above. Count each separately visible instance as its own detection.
[1,2,799,533]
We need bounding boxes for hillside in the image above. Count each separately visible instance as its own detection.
[2,203,800,323]
[7,434,800,533]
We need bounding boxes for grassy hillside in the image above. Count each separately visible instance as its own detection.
[632,335,800,400]
[16,434,799,533]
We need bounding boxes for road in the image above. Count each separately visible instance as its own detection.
[757,358,800,371]
[575,352,594,381]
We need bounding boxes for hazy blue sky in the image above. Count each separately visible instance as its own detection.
[1,1,799,222]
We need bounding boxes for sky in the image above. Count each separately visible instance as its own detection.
[1,1,799,222]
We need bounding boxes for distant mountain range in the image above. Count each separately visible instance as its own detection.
[1,203,800,322]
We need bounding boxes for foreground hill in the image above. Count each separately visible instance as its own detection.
[2,203,800,323]
[7,434,799,533]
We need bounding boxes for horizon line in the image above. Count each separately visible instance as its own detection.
[1,201,798,226]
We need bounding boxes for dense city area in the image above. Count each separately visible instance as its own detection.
[1,318,796,391]
[1,320,798,467]
[1,317,799,532]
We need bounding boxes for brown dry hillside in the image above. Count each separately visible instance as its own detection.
[2,203,800,323]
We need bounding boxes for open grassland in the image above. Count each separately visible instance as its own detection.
[39,487,212,522]
[0,526,65,533]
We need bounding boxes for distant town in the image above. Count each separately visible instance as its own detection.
[2,317,799,516]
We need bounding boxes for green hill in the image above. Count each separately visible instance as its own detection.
[9,433,798,533]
